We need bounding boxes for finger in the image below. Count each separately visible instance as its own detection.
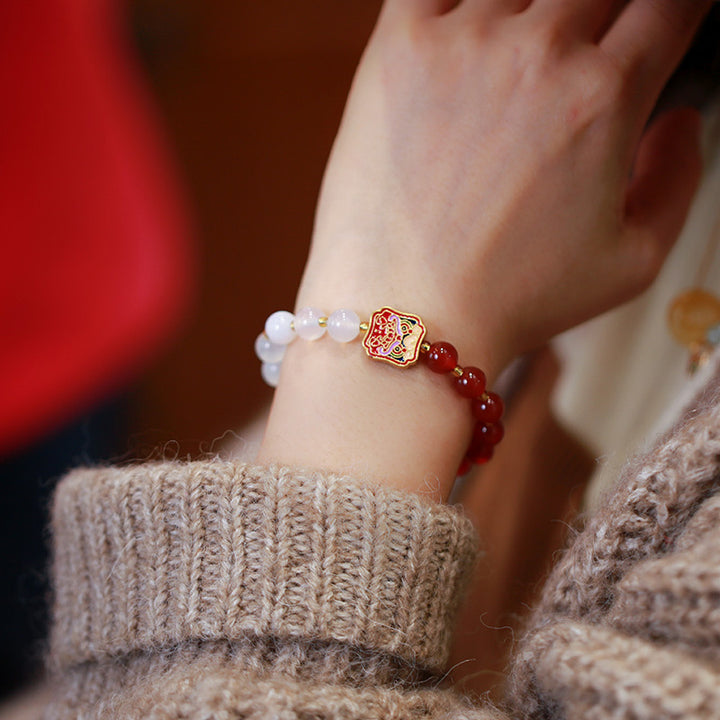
[381,0,460,20]
[526,0,624,41]
[623,107,703,289]
[601,0,712,105]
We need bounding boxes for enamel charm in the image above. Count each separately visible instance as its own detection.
[362,307,427,367]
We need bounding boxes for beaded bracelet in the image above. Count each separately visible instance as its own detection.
[255,306,504,475]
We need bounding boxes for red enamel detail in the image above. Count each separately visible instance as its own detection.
[362,307,427,367]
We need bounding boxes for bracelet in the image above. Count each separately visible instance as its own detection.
[255,306,504,474]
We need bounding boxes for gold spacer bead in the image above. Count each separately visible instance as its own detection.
[452,366,464,378]
[318,317,328,327]
[420,341,431,353]
[360,322,369,332]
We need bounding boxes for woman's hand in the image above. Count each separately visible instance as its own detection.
[259,0,710,498]
[301,0,707,369]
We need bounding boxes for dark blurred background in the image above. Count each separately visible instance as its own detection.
[126,0,383,454]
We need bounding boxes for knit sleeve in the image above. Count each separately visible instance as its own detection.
[506,377,720,719]
[44,461,500,720]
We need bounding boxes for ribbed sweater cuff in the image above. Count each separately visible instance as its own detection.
[49,461,477,676]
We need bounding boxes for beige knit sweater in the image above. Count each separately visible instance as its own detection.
[10,369,720,718]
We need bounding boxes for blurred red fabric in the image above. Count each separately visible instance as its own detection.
[0,0,193,457]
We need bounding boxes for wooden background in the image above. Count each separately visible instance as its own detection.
[127,1,384,454]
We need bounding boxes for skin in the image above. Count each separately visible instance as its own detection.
[258,0,711,501]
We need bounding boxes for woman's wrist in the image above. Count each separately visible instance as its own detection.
[256,298,508,501]
[296,234,515,371]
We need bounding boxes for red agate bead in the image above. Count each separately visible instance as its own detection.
[466,437,494,464]
[425,342,458,373]
[472,392,504,424]
[474,421,504,445]
[454,366,486,398]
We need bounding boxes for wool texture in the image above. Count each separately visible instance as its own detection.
[6,372,720,718]
[507,367,720,719]
[45,463,484,719]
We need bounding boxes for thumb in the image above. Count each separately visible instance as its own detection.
[622,107,703,287]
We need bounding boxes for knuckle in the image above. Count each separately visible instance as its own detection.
[584,55,625,106]
[374,16,440,74]
[524,21,570,72]
[565,54,626,127]
[529,20,567,58]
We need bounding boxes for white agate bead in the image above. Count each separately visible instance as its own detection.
[327,309,360,343]
[254,333,286,364]
[265,311,296,345]
[261,362,282,388]
[295,306,326,341]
